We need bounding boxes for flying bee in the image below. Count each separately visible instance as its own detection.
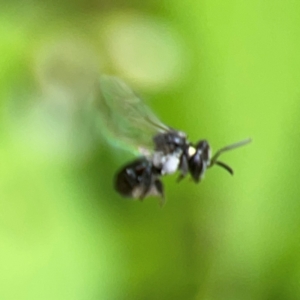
[95,75,251,204]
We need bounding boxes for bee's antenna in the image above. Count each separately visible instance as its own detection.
[214,161,234,175]
[210,138,252,174]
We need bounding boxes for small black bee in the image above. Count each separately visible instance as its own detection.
[95,75,251,204]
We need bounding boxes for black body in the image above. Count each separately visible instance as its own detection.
[114,131,211,200]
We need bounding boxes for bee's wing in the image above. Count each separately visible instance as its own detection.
[93,75,169,155]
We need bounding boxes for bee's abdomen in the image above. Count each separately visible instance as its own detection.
[114,158,163,199]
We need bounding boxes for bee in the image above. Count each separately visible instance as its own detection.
[95,75,251,204]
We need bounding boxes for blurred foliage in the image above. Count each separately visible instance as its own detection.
[1,0,300,299]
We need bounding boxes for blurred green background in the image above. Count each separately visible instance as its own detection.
[1,1,300,299]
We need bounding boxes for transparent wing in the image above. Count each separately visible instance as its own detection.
[93,75,169,155]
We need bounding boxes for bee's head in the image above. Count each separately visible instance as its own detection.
[188,138,251,182]
[188,140,211,182]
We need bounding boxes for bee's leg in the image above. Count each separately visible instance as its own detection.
[138,167,155,201]
[154,179,164,199]
[139,175,164,201]
[177,154,188,182]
